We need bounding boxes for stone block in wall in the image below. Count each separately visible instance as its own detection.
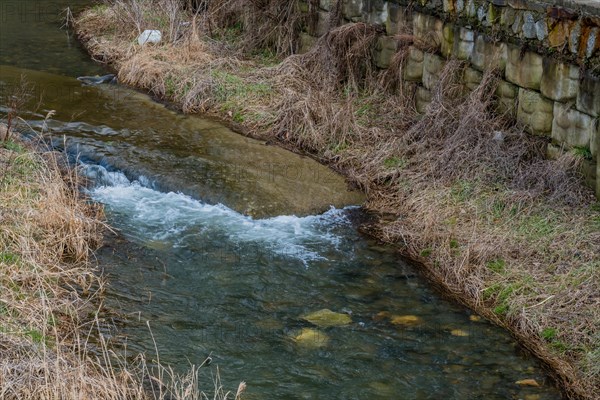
[517,88,553,135]
[441,23,455,58]
[343,0,364,20]
[552,103,593,149]
[404,46,424,82]
[366,0,389,25]
[569,21,581,54]
[386,4,411,35]
[487,3,501,25]
[453,27,475,60]
[520,13,549,42]
[443,0,455,13]
[465,0,477,18]
[506,45,543,90]
[582,27,599,59]
[477,4,487,25]
[535,20,548,41]
[416,86,433,114]
[548,21,570,49]
[591,120,599,160]
[374,36,398,69]
[496,80,518,117]
[469,34,507,74]
[540,58,579,102]
[522,11,537,39]
[501,5,516,27]
[507,0,545,13]
[413,12,443,51]
[577,71,600,118]
[423,53,446,90]
[464,67,483,91]
[299,32,317,54]
[319,0,332,11]
[511,10,523,35]
[474,2,500,27]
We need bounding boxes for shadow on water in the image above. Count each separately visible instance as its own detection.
[0,1,563,399]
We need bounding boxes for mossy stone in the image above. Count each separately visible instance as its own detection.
[301,309,352,327]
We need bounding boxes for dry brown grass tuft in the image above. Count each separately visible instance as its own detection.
[286,22,382,92]
[205,0,305,56]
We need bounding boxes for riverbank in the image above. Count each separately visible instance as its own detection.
[0,128,242,399]
[74,2,599,399]
[0,131,127,398]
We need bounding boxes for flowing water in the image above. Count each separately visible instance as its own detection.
[0,1,563,399]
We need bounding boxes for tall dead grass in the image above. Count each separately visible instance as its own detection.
[74,2,600,398]
[0,125,245,399]
[204,0,306,56]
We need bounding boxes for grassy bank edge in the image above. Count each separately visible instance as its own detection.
[73,3,599,399]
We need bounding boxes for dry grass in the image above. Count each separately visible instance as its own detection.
[74,1,600,398]
[0,127,245,399]
[204,0,307,56]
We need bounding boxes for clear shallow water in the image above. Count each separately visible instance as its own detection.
[0,1,563,399]
[87,165,561,400]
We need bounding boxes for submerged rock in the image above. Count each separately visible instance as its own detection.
[301,309,352,327]
[450,329,470,337]
[373,311,391,322]
[390,314,423,327]
[516,378,540,387]
[293,328,329,348]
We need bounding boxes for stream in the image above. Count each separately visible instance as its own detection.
[0,1,563,399]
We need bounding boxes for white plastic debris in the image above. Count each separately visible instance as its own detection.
[137,30,162,46]
[493,130,505,143]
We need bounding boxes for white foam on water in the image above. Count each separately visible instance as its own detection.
[84,163,354,266]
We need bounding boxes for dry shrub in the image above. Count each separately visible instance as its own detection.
[378,46,411,93]
[513,153,589,205]
[397,66,535,182]
[35,153,104,263]
[268,86,351,152]
[206,0,306,56]
[288,22,381,91]
[119,51,177,97]
[265,23,383,152]
[180,74,218,113]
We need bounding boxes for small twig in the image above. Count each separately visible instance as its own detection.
[527,295,556,309]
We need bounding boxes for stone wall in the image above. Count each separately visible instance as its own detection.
[298,0,600,197]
